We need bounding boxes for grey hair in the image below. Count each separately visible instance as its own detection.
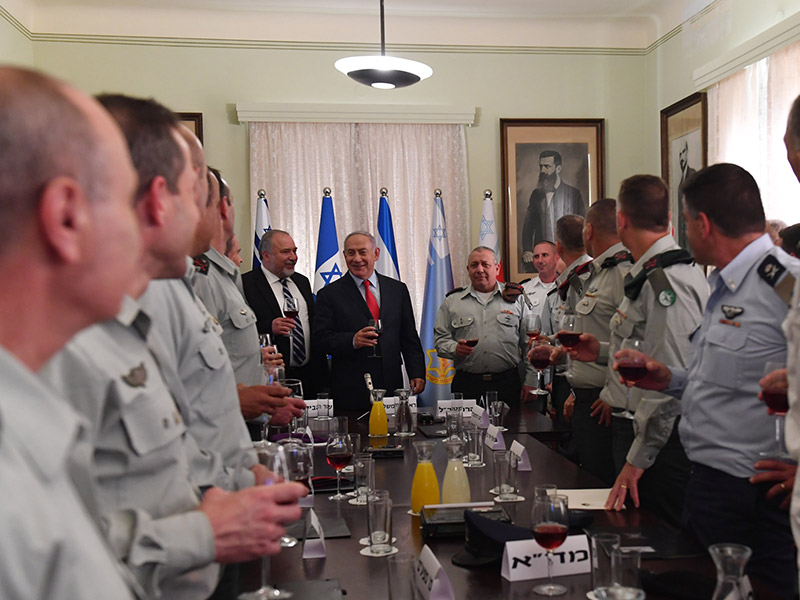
[344,230,377,250]
[469,246,498,263]
[258,229,290,255]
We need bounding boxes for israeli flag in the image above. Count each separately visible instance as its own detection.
[376,188,400,280]
[417,190,456,407]
[479,189,504,282]
[252,190,271,269]
[313,188,344,294]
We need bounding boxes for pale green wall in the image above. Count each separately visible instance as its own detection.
[0,11,32,66]
[31,41,652,262]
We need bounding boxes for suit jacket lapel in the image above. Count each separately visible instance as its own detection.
[345,273,374,322]
[255,269,282,316]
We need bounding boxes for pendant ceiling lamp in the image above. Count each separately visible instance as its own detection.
[334,0,433,90]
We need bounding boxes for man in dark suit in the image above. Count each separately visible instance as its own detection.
[522,150,586,272]
[313,231,426,411]
[242,229,325,397]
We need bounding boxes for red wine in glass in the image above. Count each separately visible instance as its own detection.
[557,332,581,348]
[763,390,789,413]
[526,330,541,342]
[284,310,299,319]
[326,452,353,471]
[618,361,647,383]
[533,523,568,550]
[531,357,551,371]
[465,339,479,347]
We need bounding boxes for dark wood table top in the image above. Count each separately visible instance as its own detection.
[244,410,783,600]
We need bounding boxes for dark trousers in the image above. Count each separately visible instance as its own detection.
[451,367,521,407]
[611,417,690,528]
[207,564,240,600]
[572,387,615,486]
[551,373,576,462]
[684,462,798,598]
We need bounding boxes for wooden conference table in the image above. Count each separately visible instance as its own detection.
[242,408,783,600]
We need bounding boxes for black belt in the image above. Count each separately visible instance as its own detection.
[458,367,518,382]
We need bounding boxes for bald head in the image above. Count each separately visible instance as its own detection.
[0,68,111,253]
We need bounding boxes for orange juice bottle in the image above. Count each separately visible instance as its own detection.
[369,389,388,437]
[411,441,440,514]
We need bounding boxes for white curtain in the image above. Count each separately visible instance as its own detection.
[708,40,800,224]
[248,121,470,327]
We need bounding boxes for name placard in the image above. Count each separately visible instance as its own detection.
[305,398,333,419]
[414,544,455,600]
[302,509,326,559]
[381,396,418,415]
[470,405,490,428]
[484,424,506,450]
[436,399,477,417]
[509,440,532,471]
[501,535,590,582]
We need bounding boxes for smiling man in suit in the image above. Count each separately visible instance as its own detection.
[242,229,325,397]
[313,231,426,411]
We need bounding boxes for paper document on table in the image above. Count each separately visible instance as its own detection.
[562,489,616,510]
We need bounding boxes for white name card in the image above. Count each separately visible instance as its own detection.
[381,396,418,415]
[484,425,506,450]
[470,405,490,428]
[501,535,590,582]
[436,399,477,417]
[302,509,326,559]
[509,440,532,471]
[414,544,455,600]
[305,398,333,418]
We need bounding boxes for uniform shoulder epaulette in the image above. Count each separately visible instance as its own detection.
[547,286,559,297]
[193,255,210,275]
[445,286,465,298]
[519,278,532,285]
[574,260,594,275]
[757,254,796,306]
[624,248,694,303]
[601,250,634,269]
[557,278,570,301]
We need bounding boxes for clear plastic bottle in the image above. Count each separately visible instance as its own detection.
[442,439,471,503]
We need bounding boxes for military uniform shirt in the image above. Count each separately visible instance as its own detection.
[434,283,528,374]
[143,270,256,492]
[0,348,134,600]
[521,276,557,319]
[41,296,218,600]
[781,245,800,551]
[568,242,632,389]
[666,235,799,478]
[601,235,708,469]
[193,248,266,386]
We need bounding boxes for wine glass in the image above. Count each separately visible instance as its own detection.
[258,333,273,348]
[283,297,299,339]
[368,318,383,357]
[556,314,580,349]
[616,339,647,419]
[239,442,299,599]
[531,494,570,596]
[326,431,354,501]
[524,313,542,348]
[529,342,552,396]
[759,360,791,460]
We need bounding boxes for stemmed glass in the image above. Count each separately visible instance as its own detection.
[524,313,542,347]
[760,360,791,460]
[368,318,383,357]
[273,440,312,550]
[529,341,552,397]
[326,431,354,501]
[616,339,647,419]
[556,314,580,348]
[282,379,305,439]
[531,494,570,596]
[283,297,299,339]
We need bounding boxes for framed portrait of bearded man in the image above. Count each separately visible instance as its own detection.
[501,118,605,283]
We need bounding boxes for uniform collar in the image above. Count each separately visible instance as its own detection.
[709,233,773,294]
[464,282,502,299]
[528,276,557,290]
[557,254,592,285]
[630,234,678,277]
[3,347,82,481]
[593,241,627,265]
[116,294,151,339]
[205,247,237,277]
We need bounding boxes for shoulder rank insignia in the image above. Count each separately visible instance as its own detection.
[193,255,210,275]
[624,248,694,301]
[601,250,634,269]
[575,260,594,275]
[445,286,465,298]
[122,362,147,388]
[502,282,524,303]
[721,305,744,319]
[758,254,795,306]
[557,278,570,301]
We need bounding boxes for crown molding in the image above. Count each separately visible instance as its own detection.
[236,102,477,125]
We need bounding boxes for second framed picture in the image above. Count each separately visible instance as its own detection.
[501,118,605,282]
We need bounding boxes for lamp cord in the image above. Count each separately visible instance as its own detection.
[380,0,386,56]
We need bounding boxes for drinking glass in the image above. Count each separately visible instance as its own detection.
[464,423,486,468]
[534,483,557,499]
[616,339,647,419]
[524,313,543,347]
[267,440,312,549]
[369,318,383,357]
[494,450,521,502]
[394,388,414,437]
[366,489,394,555]
[611,548,642,590]
[326,431,354,501]
[283,297,299,338]
[387,552,415,600]
[591,533,621,596]
[283,379,304,437]
[451,392,464,400]
[760,360,791,460]
[556,314,581,349]
[531,494,570,596]
[315,392,333,422]
[489,400,507,432]
[258,333,273,348]
[529,342,552,396]
[350,453,375,505]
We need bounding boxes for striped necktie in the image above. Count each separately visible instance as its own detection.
[281,279,306,365]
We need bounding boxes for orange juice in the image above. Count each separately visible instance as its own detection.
[369,400,388,437]
[410,461,440,513]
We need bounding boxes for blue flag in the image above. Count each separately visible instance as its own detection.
[376,190,400,280]
[417,191,455,407]
[252,190,271,269]
[313,189,344,294]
